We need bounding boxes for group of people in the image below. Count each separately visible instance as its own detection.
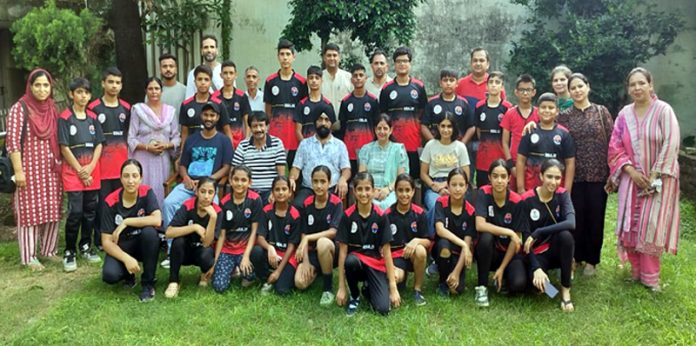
[6,34,681,315]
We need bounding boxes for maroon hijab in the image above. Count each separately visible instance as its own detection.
[18,68,60,160]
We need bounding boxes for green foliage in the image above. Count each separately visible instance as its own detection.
[10,0,103,95]
[507,0,684,114]
[282,0,424,58]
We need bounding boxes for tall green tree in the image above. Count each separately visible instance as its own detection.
[282,0,424,57]
[507,0,684,114]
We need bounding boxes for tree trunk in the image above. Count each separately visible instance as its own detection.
[109,0,148,104]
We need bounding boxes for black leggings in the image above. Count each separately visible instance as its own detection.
[530,230,574,288]
[250,245,296,295]
[168,237,214,283]
[571,182,607,265]
[65,190,99,253]
[475,232,527,293]
[407,151,420,183]
[433,238,466,294]
[344,254,390,315]
[102,227,160,287]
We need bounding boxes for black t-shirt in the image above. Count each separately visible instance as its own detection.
[475,99,513,171]
[301,194,343,239]
[520,187,575,247]
[263,70,308,151]
[379,78,427,152]
[99,185,159,235]
[257,203,302,251]
[475,185,528,251]
[338,92,378,160]
[58,108,106,191]
[169,197,222,245]
[517,124,576,189]
[336,204,391,259]
[219,190,263,254]
[384,204,428,249]
[212,88,251,148]
[422,94,472,139]
[434,195,477,247]
[294,96,335,139]
[88,98,131,180]
[178,94,228,135]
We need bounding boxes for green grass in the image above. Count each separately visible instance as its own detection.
[1,196,695,345]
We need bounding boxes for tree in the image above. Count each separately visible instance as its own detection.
[507,0,684,114]
[282,0,424,58]
[10,0,103,97]
[110,0,148,103]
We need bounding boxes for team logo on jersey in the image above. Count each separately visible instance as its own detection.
[268,220,273,230]
[504,212,512,224]
[326,214,332,224]
[531,133,540,144]
[284,224,291,235]
[389,90,397,100]
[455,106,463,116]
[114,214,123,225]
[556,205,561,218]
[98,113,106,123]
[137,208,145,217]
[119,113,127,122]
[351,221,358,233]
[291,86,299,97]
[304,106,310,115]
[244,208,252,218]
[69,125,77,136]
[462,221,468,231]
[498,113,504,122]
[371,222,379,234]
[553,134,562,145]
[530,208,540,221]
[390,224,398,235]
[187,108,195,118]
[307,214,314,226]
[271,85,280,96]
[88,124,96,135]
[411,221,418,233]
[433,105,442,115]
[364,102,371,112]
[234,102,240,111]
[410,90,418,99]
[347,103,354,112]
[226,210,233,221]
[188,220,194,225]
[480,112,487,122]
[488,205,494,217]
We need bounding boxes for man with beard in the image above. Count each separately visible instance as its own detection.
[158,53,186,120]
[231,111,287,203]
[184,34,225,99]
[289,112,350,207]
[365,49,392,100]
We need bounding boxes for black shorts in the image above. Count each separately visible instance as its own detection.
[307,248,338,270]
[393,256,414,272]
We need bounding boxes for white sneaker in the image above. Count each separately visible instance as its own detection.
[164,282,179,298]
[160,256,170,269]
[320,291,335,306]
[474,285,489,307]
[261,283,273,295]
[63,251,77,272]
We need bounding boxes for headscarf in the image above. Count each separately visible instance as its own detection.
[18,68,60,161]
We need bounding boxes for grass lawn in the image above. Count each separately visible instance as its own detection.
[0,196,695,345]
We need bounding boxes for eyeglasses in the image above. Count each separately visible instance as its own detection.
[517,88,534,94]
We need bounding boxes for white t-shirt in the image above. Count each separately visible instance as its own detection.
[420,139,470,178]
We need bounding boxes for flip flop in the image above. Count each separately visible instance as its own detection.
[560,299,574,313]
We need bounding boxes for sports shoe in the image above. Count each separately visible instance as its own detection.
[164,282,179,298]
[437,283,450,297]
[63,250,77,272]
[346,297,360,317]
[261,283,273,295]
[414,290,427,306]
[80,246,101,264]
[241,278,256,288]
[320,291,335,306]
[139,286,155,302]
[426,262,438,277]
[198,273,209,287]
[475,285,489,307]
[160,256,170,269]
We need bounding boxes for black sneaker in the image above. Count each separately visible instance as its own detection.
[123,275,136,289]
[139,285,155,302]
[63,250,77,272]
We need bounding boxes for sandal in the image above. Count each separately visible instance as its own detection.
[560,299,575,313]
[27,258,45,272]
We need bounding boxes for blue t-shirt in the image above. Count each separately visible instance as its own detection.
[180,131,234,180]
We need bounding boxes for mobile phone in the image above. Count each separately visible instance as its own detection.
[544,280,558,298]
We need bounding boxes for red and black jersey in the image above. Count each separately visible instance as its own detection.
[258,203,302,251]
[434,196,477,252]
[169,197,222,246]
[520,187,574,252]
[422,94,472,139]
[99,185,159,235]
[294,96,335,139]
[263,71,307,150]
[178,94,228,136]
[476,99,514,171]
[212,88,251,149]
[517,124,576,190]
[500,106,539,162]
[58,108,105,192]
[88,98,130,180]
[475,185,528,252]
[379,78,427,152]
[338,92,378,160]
[219,190,263,255]
[336,204,392,272]
[384,204,428,252]
[301,194,343,243]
